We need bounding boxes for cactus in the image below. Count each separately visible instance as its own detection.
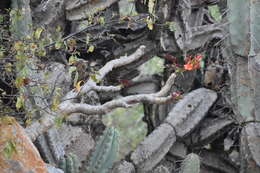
[227,0,254,121]
[249,0,260,120]
[11,0,32,39]
[85,127,119,173]
[180,153,200,173]
[58,153,79,173]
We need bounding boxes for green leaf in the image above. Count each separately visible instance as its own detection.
[73,71,79,87]
[69,66,77,74]
[209,5,221,22]
[90,73,100,83]
[16,95,24,110]
[87,45,95,53]
[54,116,64,128]
[55,41,63,49]
[166,21,176,32]
[4,63,12,73]
[34,27,43,40]
[3,140,17,159]
[98,16,105,25]
[68,55,77,65]
[146,17,154,30]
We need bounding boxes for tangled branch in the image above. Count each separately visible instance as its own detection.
[26,45,172,141]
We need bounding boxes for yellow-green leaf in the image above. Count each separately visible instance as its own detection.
[89,73,100,83]
[54,116,64,128]
[73,71,79,87]
[146,17,154,30]
[55,41,62,49]
[34,27,43,40]
[4,63,12,73]
[0,50,4,58]
[16,96,24,110]
[69,66,77,74]
[87,45,95,53]
[51,96,60,111]
[3,140,17,159]
[68,55,77,65]
[74,80,83,92]
[98,16,105,25]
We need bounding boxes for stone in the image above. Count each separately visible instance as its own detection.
[0,116,48,173]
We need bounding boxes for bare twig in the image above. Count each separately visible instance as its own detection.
[60,73,176,115]
[25,45,149,141]
[61,45,146,102]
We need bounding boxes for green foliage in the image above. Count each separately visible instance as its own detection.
[208,5,221,22]
[58,153,79,173]
[180,153,200,173]
[85,127,119,173]
[3,140,17,159]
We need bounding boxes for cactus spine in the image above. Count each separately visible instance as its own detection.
[180,153,200,173]
[85,127,119,173]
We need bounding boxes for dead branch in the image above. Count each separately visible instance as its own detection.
[59,73,176,115]
[25,45,157,141]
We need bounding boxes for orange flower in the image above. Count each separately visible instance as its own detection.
[183,54,202,70]
[184,63,193,70]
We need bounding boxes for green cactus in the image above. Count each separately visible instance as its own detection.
[180,153,200,173]
[227,0,255,121]
[11,0,32,39]
[249,0,260,120]
[58,153,79,173]
[85,127,119,173]
[227,0,250,57]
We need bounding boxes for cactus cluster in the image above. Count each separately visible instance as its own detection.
[58,127,119,173]
[180,153,200,173]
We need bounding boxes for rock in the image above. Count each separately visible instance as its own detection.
[0,116,48,173]
[112,160,136,173]
[45,164,64,173]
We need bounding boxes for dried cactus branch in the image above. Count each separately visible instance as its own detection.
[25,45,154,141]
[60,73,176,115]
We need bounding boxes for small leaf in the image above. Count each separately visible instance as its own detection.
[54,116,64,128]
[86,34,91,45]
[4,63,12,73]
[16,95,24,110]
[0,50,4,58]
[56,26,62,32]
[166,21,176,32]
[73,71,79,87]
[69,66,77,74]
[34,27,43,40]
[98,16,105,24]
[146,17,154,30]
[89,73,100,83]
[51,96,60,111]
[3,140,17,159]
[87,45,95,53]
[74,80,83,92]
[68,55,77,65]
[37,49,46,57]
[55,41,63,49]
[147,23,153,30]
[13,41,23,51]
